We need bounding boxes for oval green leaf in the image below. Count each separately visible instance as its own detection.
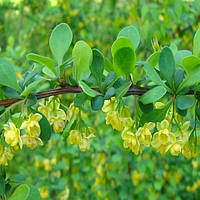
[117,25,140,50]
[0,58,21,92]
[72,40,92,81]
[49,23,73,65]
[140,86,167,104]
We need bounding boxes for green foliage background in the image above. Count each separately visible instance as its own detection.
[1,0,200,199]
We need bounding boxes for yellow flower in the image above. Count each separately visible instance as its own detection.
[0,153,8,165]
[21,113,42,136]
[4,122,22,148]
[182,141,198,159]
[43,159,52,172]
[123,132,141,155]
[170,142,182,156]
[0,147,14,165]
[39,187,49,199]
[66,103,79,121]
[38,105,52,121]
[152,119,176,154]
[106,111,123,131]
[136,123,154,147]
[131,170,143,186]
[102,97,117,113]
[22,135,43,149]
[155,102,165,109]
[52,109,66,133]
[79,138,90,152]
[68,130,82,145]
[119,106,134,128]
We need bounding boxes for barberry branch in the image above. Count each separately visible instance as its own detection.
[0,83,196,108]
[0,84,149,108]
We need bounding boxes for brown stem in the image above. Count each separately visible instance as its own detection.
[0,83,149,108]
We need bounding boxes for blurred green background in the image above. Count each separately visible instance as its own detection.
[1,0,200,199]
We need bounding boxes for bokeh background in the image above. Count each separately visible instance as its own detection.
[1,0,200,199]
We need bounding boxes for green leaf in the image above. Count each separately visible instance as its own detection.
[74,93,88,107]
[79,80,100,97]
[20,79,42,97]
[140,86,167,104]
[72,40,92,81]
[90,49,104,85]
[104,87,115,100]
[117,25,140,50]
[182,55,200,74]
[2,87,21,98]
[0,175,5,196]
[42,67,56,78]
[32,110,51,144]
[174,50,192,66]
[111,37,136,76]
[104,57,113,72]
[91,96,104,111]
[143,63,165,87]
[101,72,116,90]
[21,71,38,88]
[8,184,40,200]
[115,81,131,99]
[174,68,185,89]
[193,28,200,57]
[49,23,72,65]
[159,47,176,88]
[146,52,160,68]
[139,102,153,113]
[140,102,171,125]
[177,66,200,92]
[8,175,26,184]
[176,95,195,110]
[0,58,21,92]
[113,47,136,75]
[26,53,56,75]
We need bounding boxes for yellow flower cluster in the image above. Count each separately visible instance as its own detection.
[66,102,95,151]
[102,97,133,131]
[102,99,199,158]
[122,122,155,155]
[21,113,43,149]
[38,97,67,133]
[68,127,95,152]
[0,113,43,165]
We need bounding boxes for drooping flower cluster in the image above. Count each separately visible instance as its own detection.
[102,97,133,131]
[102,99,199,159]
[0,113,43,165]
[68,127,95,152]
[38,97,67,133]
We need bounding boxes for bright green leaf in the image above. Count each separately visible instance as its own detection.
[79,81,100,97]
[177,66,200,93]
[0,58,21,92]
[72,40,92,81]
[49,23,72,65]
[117,25,140,50]
[140,86,167,104]
[193,28,200,57]
[175,50,192,66]
[26,53,56,75]
[143,63,166,87]
[182,55,200,74]
[20,79,42,97]
[115,81,131,99]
